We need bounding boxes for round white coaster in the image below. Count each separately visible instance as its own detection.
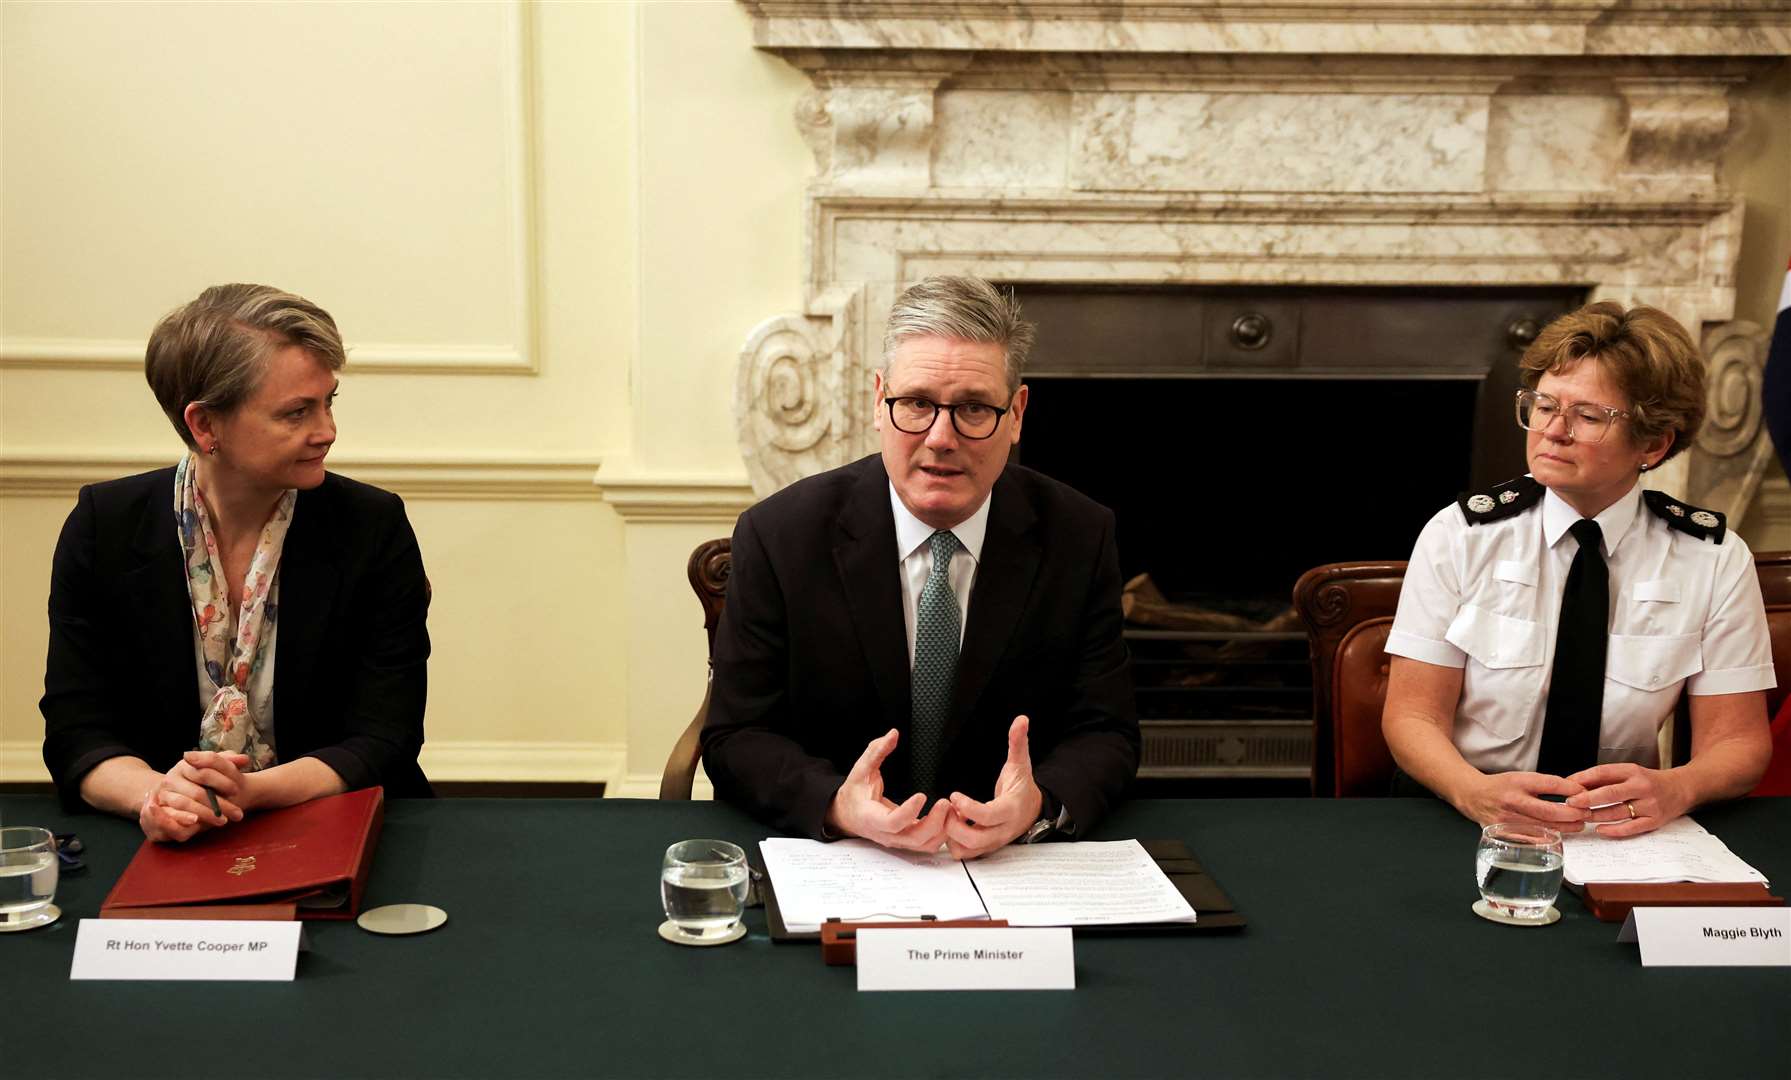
[658,919,746,947]
[0,903,61,933]
[358,904,449,936]
[1472,899,1560,927]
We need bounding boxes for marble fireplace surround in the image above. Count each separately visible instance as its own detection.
[734,2,1791,524]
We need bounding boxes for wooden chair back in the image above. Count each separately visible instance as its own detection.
[1292,562,1407,797]
[658,539,732,801]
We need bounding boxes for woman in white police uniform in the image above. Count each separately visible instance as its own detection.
[1383,302,1774,837]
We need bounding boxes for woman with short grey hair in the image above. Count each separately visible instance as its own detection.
[42,284,432,842]
[1382,302,1772,837]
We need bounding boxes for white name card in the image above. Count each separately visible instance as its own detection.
[855,927,1074,991]
[70,919,303,981]
[1617,908,1791,967]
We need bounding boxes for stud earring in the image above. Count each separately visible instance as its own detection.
[1638,461,1650,472]
[208,443,220,456]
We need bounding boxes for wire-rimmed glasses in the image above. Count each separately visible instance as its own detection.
[883,396,1011,440]
[1514,389,1631,444]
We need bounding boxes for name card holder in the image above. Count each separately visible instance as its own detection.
[1569,881,1784,923]
[1617,907,1791,966]
[820,918,1009,966]
[70,918,304,981]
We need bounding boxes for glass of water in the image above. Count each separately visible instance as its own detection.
[660,839,749,942]
[0,827,60,932]
[1475,823,1564,922]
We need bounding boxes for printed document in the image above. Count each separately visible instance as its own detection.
[759,837,1196,933]
[966,841,1199,926]
[758,839,989,933]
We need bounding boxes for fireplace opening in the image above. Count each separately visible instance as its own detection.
[1007,283,1584,783]
[1019,376,1480,604]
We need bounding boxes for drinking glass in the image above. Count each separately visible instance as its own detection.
[660,839,748,941]
[1475,823,1564,922]
[0,827,59,931]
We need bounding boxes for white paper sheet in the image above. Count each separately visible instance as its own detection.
[757,838,988,933]
[965,840,1198,926]
[1560,816,1769,886]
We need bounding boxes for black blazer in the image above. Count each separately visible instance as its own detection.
[41,467,432,811]
[701,454,1139,839]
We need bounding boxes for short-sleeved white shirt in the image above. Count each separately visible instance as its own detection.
[1385,479,1775,773]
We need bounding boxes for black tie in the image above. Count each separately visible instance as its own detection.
[1537,519,1607,776]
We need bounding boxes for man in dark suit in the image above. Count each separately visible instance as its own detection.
[702,276,1138,857]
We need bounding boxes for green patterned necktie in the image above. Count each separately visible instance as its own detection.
[909,529,963,796]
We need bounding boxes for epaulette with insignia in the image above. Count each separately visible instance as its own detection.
[1643,489,1726,543]
[1457,475,1543,525]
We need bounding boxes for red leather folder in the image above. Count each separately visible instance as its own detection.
[101,787,384,921]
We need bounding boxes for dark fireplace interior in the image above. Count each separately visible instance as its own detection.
[1020,376,1480,605]
[1007,283,1585,788]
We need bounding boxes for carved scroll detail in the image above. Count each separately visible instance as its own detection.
[735,286,865,497]
[1700,321,1767,459]
[1682,320,1775,524]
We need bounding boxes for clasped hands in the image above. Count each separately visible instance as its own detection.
[824,716,1044,860]
[1459,762,1692,838]
[139,751,258,843]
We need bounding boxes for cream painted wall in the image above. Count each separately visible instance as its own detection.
[1,1,641,784]
[606,2,810,795]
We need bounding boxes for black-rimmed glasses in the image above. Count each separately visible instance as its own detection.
[883,396,1011,440]
[1514,389,1631,444]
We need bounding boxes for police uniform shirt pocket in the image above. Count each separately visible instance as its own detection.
[1605,632,1702,694]
[1600,632,1703,762]
[1625,579,1687,637]
[1494,561,1538,587]
[1444,603,1543,742]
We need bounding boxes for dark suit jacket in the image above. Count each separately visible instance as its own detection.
[700,454,1139,840]
[41,467,432,812]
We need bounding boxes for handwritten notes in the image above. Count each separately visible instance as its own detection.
[1561,817,1769,886]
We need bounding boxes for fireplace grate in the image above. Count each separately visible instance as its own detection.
[1126,629,1313,781]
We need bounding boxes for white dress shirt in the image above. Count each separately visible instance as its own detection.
[1386,479,1775,773]
[889,482,990,666]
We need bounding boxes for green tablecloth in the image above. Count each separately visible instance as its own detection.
[3,795,1785,1079]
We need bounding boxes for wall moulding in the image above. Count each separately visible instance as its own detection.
[0,339,537,376]
[772,51,1775,91]
[0,452,604,502]
[0,2,542,378]
[741,2,1791,58]
[808,191,1748,281]
[595,469,758,523]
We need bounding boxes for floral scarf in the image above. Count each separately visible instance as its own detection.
[175,455,296,770]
